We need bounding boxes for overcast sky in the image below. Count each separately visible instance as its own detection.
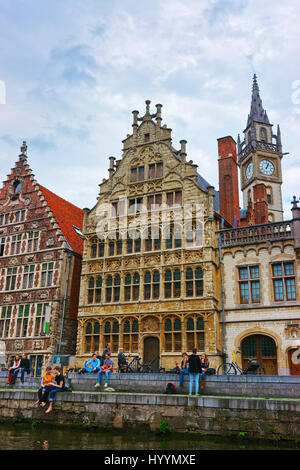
[0,0,300,218]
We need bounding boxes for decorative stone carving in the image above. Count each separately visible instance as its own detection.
[144,255,161,267]
[89,262,103,272]
[43,253,54,260]
[33,340,44,350]
[124,257,140,268]
[142,316,159,332]
[46,237,55,247]
[31,222,39,229]
[25,255,35,263]
[164,252,181,264]
[15,340,25,351]
[20,292,31,300]
[25,198,31,206]
[39,290,50,300]
[3,295,13,303]
[9,257,19,265]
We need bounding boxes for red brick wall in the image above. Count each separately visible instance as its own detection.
[218,136,240,227]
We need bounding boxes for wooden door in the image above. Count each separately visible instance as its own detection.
[143,336,159,369]
[242,335,277,375]
[288,349,300,375]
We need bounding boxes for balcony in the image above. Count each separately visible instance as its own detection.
[219,220,293,248]
[238,140,279,162]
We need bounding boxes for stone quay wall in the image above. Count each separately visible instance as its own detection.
[1,372,300,399]
[0,389,299,441]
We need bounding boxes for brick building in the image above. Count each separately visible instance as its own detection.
[76,101,224,371]
[218,76,300,375]
[0,143,84,375]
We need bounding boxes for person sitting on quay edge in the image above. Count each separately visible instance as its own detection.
[83,353,101,374]
[35,365,55,407]
[11,353,31,385]
[188,348,202,396]
[43,364,66,414]
[117,348,127,371]
[200,353,209,391]
[95,353,114,389]
[101,343,111,364]
[179,352,189,387]
[6,355,21,385]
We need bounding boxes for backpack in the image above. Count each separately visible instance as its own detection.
[206,368,216,375]
[165,382,176,394]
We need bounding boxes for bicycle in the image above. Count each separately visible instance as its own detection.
[125,355,143,373]
[217,350,265,375]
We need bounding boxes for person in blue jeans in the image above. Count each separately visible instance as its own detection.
[44,364,66,414]
[200,353,210,392]
[94,353,113,389]
[11,353,31,384]
[179,352,189,387]
[83,353,101,374]
[188,348,202,395]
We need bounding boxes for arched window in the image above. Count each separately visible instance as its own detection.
[144,270,160,300]
[186,316,205,351]
[164,269,181,298]
[164,316,182,352]
[103,320,119,352]
[106,275,113,302]
[84,321,100,353]
[124,273,140,301]
[260,127,267,142]
[113,275,121,302]
[90,239,104,258]
[123,318,139,352]
[186,267,203,297]
[87,276,102,304]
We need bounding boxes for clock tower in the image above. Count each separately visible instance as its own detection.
[238,75,284,222]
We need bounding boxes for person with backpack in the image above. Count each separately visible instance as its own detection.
[188,348,202,395]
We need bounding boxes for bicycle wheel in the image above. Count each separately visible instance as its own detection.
[256,365,265,375]
[217,363,237,375]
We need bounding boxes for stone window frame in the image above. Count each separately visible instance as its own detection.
[0,305,12,338]
[34,303,48,337]
[144,225,161,252]
[40,262,54,288]
[84,320,101,354]
[27,231,39,252]
[238,264,261,305]
[10,234,22,255]
[164,268,181,299]
[144,270,160,300]
[15,304,30,338]
[0,237,6,257]
[122,317,139,353]
[105,274,121,303]
[103,318,120,353]
[87,276,102,304]
[163,315,182,352]
[185,267,204,298]
[124,272,140,302]
[186,315,205,352]
[271,261,296,302]
[5,267,18,291]
[148,161,163,180]
[23,264,36,289]
[130,165,145,183]
[0,209,26,226]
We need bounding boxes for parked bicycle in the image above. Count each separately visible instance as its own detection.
[217,349,265,375]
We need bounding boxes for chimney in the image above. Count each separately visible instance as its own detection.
[253,184,269,224]
[217,136,240,227]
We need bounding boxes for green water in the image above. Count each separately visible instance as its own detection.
[0,424,298,450]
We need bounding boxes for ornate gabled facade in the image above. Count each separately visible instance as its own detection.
[0,143,84,375]
[76,101,223,370]
[218,77,300,375]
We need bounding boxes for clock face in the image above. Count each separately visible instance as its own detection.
[259,159,274,175]
[246,162,253,180]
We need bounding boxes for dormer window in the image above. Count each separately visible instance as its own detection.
[11,179,22,200]
[144,133,150,142]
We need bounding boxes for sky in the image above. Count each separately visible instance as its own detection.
[0,0,300,218]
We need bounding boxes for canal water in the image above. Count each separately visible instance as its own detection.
[0,424,298,450]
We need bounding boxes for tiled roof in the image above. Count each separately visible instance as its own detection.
[39,185,84,255]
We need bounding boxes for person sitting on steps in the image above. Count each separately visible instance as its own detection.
[95,353,114,389]
[11,353,31,385]
[7,355,21,385]
[43,364,66,414]
[35,365,55,407]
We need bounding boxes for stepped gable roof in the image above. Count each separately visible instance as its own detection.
[39,185,84,254]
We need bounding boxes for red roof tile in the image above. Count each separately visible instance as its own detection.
[39,185,84,255]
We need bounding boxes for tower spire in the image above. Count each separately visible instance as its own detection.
[246,74,270,128]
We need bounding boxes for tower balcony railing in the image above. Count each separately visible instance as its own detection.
[238,140,279,161]
[219,220,293,247]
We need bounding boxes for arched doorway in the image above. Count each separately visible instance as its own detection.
[288,349,300,375]
[143,336,159,371]
[241,334,277,375]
